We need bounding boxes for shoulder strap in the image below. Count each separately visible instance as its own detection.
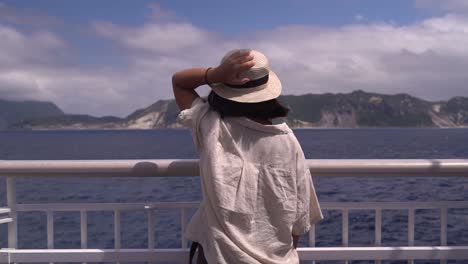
[189,241,199,264]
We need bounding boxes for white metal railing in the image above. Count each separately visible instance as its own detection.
[0,159,467,263]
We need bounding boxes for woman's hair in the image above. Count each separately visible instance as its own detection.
[207,91,289,120]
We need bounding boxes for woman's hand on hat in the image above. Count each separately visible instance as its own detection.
[208,50,255,85]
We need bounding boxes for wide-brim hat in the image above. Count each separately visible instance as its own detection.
[209,49,282,103]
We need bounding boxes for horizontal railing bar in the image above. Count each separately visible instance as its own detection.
[0,218,13,224]
[0,159,467,177]
[0,159,199,177]
[16,202,200,211]
[321,201,468,209]
[0,248,189,263]
[306,159,468,176]
[1,246,468,262]
[297,246,468,260]
[0,208,10,214]
[15,201,468,212]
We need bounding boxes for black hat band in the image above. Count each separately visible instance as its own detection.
[223,74,269,89]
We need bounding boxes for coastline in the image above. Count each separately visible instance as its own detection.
[2,126,468,132]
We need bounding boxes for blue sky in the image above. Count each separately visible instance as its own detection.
[1,1,437,43]
[1,0,468,116]
[2,0,434,66]
[3,0,432,29]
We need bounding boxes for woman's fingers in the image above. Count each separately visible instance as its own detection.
[234,55,254,65]
[234,60,255,71]
[229,50,252,63]
[231,49,251,59]
[232,53,253,63]
[220,50,254,84]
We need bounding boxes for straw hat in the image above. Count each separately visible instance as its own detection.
[209,49,282,103]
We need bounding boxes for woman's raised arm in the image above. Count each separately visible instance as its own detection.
[171,50,254,111]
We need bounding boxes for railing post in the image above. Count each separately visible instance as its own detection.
[147,208,155,249]
[80,210,88,249]
[80,209,88,264]
[309,224,316,264]
[145,206,157,264]
[7,177,17,249]
[46,210,55,264]
[309,224,316,247]
[375,209,382,264]
[46,210,54,249]
[342,209,348,247]
[440,207,448,264]
[181,208,187,249]
[114,209,121,264]
[114,209,121,249]
[342,208,349,264]
[407,208,415,264]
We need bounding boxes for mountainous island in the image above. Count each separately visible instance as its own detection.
[1,90,467,130]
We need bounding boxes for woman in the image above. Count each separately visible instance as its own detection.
[172,49,323,264]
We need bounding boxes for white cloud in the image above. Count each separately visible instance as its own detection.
[248,15,468,98]
[2,5,468,117]
[93,21,217,54]
[0,23,138,116]
[354,14,365,21]
[91,12,468,107]
[0,24,65,69]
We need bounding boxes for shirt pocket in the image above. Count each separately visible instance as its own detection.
[261,165,297,212]
[212,152,249,213]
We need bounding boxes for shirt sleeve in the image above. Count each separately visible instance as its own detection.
[177,97,210,151]
[292,148,324,236]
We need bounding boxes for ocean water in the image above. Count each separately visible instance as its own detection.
[0,128,467,264]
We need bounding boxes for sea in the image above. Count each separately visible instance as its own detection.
[0,128,467,264]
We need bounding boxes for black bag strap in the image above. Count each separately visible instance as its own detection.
[189,241,199,264]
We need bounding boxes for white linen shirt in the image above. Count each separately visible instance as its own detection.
[178,97,324,264]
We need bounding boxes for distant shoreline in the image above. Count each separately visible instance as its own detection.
[3,90,467,129]
[2,126,468,132]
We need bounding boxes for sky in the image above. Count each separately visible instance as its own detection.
[1,0,468,117]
